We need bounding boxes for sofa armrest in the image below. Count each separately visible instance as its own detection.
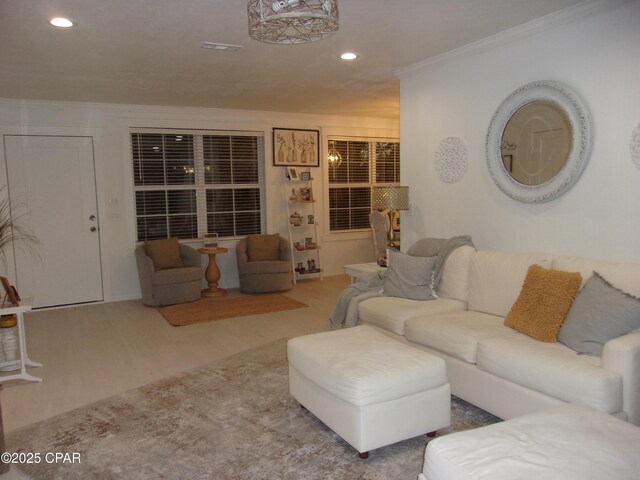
[602,331,640,426]
[179,244,201,268]
[235,238,250,272]
[135,245,156,305]
[278,236,291,263]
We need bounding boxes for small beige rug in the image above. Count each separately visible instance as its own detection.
[158,294,308,326]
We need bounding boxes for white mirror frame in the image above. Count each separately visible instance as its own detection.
[486,80,592,204]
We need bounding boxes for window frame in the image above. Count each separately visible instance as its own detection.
[131,128,265,242]
[326,136,400,235]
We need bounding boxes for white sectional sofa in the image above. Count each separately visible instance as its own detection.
[357,246,640,426]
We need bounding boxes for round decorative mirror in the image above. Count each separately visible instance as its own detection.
[486,81,592,203]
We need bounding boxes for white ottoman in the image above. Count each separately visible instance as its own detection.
[287,325,450,458]
[420,403,640,480]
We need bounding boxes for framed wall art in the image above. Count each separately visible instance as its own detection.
[273,128,320,167]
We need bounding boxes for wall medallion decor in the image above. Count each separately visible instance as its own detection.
[273,128,320,167]
[435,136,468,183]
[631,123,640,170]
[486,81,592,203]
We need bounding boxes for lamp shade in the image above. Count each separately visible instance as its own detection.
[248,0,339,45]
[372,186,409,211]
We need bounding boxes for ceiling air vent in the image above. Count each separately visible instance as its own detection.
[202,42,243,52]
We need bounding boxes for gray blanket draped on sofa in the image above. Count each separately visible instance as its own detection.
[330,235,475,329]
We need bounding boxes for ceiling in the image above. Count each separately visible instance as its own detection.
[0,0,585,119]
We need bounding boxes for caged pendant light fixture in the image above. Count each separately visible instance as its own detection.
[248,0,339,45]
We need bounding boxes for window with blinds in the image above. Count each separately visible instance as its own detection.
[132,130,264,241]
[328,138,400,232]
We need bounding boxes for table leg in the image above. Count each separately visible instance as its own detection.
[0,387,9,474]
[202,253,226,297]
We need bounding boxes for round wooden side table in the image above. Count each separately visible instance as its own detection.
[197,247,229,297]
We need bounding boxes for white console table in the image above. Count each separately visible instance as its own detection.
[0,298,42,384]
[343,262,385,284]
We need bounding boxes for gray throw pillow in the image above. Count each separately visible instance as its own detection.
[383,249,436,300]
[557,271,640,357]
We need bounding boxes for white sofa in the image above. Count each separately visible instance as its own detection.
[357,247,640,426]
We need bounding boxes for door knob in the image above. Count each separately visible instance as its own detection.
[90,226,97,232]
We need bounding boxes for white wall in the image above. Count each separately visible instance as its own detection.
[0,100,397,302]
[398,1,640,263]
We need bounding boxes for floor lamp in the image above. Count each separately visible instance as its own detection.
[372,186,410,247]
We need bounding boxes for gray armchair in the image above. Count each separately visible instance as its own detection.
[135,243,203,306]
[236,235,292,294]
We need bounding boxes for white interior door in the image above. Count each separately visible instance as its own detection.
[3,135,103,308]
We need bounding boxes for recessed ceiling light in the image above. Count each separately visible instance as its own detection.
[340,52,358,60]
[50,17,74,28]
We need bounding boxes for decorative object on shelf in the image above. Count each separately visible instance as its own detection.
[203,233,219,248]
[307,259,316,270]
[289,188,298,202]
[327,139,343,179]
[288,167,298,180]
[486,80,592,204]
[299,187,313,202]
[294,241,305,251]
[273,128,320,166]
[0,320,17,366]
[248,0,339,45]
[289,212,303,226]
[0,314,16,328]
[296,262,305,272]
[304,238,317,249]
[435,136,469,184]
[0,298,42,382]
[0,276,19,307]
[631,122,640,169]
[307,214,315,224]
[300,171,311,181]
[372,186,410,247]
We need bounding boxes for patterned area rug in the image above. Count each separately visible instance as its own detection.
[8,339,500,479]
[158,294,308,326]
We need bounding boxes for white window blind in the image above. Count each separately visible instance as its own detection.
[132,129,264,241]
[327,137,400,232]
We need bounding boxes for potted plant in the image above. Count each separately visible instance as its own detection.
[0,188,38,366]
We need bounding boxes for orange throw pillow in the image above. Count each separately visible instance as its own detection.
[247,234,280,262]
[145,238,184,270]
[504,264,582,342]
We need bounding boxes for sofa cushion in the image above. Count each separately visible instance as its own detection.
[383,249,436,300]
[437,245,475,302]
[359,297,466,335]
[558,272,640,357]
[553,256,640,296]
[247,234,281,262]
[287,325,447,406]
[422,403,640,480]
[504,264,582,343]
[239,259,290,275]
[405,311,515,363]
[151,266,203,286]
[476,334,622,413]
[145,237,184,270]
[467,251,552,317]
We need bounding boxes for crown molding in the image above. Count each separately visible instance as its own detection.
[396,0,630,79]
